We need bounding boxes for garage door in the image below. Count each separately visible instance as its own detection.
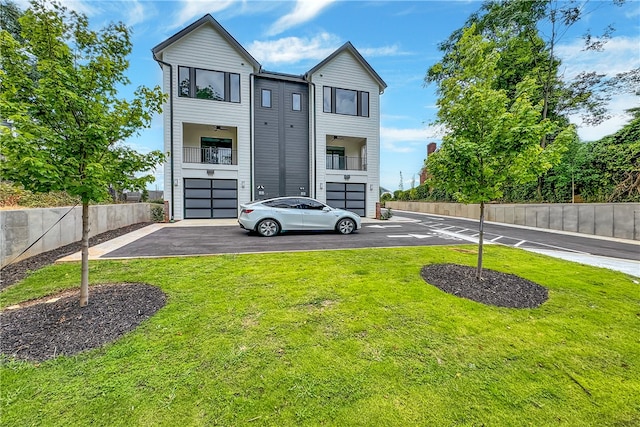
[184,178,237,219]
[326,183,365,216]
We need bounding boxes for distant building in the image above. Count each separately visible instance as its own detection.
[419,142,438,185]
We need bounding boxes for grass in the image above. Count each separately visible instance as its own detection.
[1,245,639,426]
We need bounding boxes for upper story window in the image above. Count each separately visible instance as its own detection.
[261,89,272,108]
[292,93,301,111]
[178,66,240,103]
[323,86,369,117]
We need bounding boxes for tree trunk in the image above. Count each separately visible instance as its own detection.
[80,201,90,307]
[476,201,485,280]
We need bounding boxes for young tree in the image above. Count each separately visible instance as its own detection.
[426,26,574,279]
[0,1,165,306]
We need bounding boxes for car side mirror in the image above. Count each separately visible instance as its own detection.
[322,206,332,212]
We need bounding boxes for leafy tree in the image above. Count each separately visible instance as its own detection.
[0,0,23,42]
[584,113,640,202]
[427,0,626,198]
[426,26,574,279]
[0,0,165,306]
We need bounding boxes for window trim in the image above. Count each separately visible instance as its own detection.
[322,86,369,117]
[178,65,240,103]
[292,92,302,111]
[261,88,272,108]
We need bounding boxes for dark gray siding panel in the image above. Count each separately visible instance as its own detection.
[284,82,309,196]
[254,78,281,199]
[254,77,309,198]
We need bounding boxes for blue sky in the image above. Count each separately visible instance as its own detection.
[16,0,640,191]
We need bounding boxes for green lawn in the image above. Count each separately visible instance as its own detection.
[1,246,639,426]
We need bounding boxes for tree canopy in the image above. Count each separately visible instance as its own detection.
[0,0,166,305]
[426,0,626,128]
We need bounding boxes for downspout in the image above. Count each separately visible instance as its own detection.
[152,52,175,222]
[249,73,255,201]
[308,80,317,198]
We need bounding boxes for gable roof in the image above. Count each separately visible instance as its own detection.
[151,14,261,71]
[306,42,387,91]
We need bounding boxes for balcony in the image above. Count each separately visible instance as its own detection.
[183,147,237,165]
[326,155,366,171]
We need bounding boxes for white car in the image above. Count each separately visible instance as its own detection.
[238,197,362,237]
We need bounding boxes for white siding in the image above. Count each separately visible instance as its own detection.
[308,50,381,217]
[158,24,257,219]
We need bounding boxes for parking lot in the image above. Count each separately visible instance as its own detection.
[100,216,467,258]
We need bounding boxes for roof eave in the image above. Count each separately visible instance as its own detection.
[151,14,261,71]
[306,42,387,92]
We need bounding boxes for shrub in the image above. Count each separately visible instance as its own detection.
[150,203,165,222]
[0,182,80,208]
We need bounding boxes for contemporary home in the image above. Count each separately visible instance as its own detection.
[152,15,386,220]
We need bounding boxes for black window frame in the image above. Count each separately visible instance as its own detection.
[178,66,240,103]
[322,86,369,117]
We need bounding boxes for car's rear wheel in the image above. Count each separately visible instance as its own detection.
[336,218,356,235]
[256,219,280,237]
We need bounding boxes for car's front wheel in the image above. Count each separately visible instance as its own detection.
[256,219,280,237]
[336,218,356,235]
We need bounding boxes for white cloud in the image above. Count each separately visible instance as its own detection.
[572,93,637,141]
[124,1,150,27]
[359,45,406,57]
[171,0,236,30]
[557,35,639,140]
[556,35,640,79]
[248,33,405,66]
[266,0,336,36]
[247,32,341,65]
[380,125,441,153]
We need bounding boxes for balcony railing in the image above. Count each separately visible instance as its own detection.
[326,155,366,171]
[183,147,236,165]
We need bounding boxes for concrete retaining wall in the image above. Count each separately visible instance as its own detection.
[386,201,640,241]
[1,203,151,268]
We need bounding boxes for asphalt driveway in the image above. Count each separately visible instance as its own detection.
[101,218,466,258]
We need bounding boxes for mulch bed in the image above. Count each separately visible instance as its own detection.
[1,222,164,363]
[0,283,166,362]
[0,222,152,291]
[421,263,548,308]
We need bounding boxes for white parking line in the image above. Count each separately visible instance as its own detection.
[491,236,503,242]
[431,229,482,243]
[514,240,527,247]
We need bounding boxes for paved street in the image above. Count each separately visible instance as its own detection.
[394,211,639,261]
